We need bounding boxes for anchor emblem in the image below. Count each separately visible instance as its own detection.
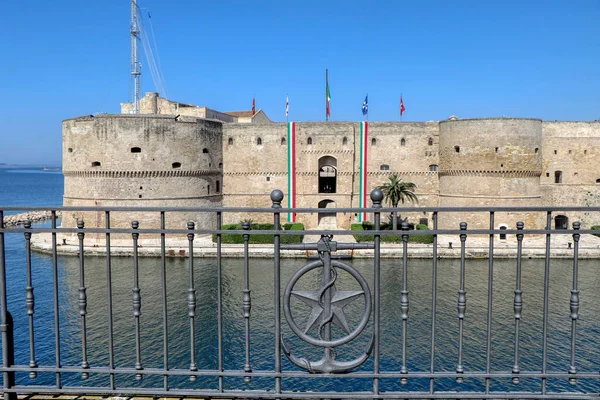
[282,236,373,373]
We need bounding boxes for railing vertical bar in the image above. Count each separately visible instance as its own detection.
[456,222,467,384]
[242,222,252,382]
[400,222,409,385]
[372,190,382,395]
[24,221,37,378]
[271,191,282,394]
[76,220,89,379]
[51,211,61,389]
[429,211,438,395]
[568,222,580,385]
[485,212,494,393]
[105,212,115,390]
[187,222,198,381]
[541,211,551,395]
[216,211,223,392]
[0,210,16,400]
[160,212,169,391]
[512,221,524,384]
[131,221,143,380]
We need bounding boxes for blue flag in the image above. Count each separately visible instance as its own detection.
[362,94,368,115]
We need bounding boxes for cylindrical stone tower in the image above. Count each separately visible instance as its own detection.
[62,114,223,236]
[438,118,543,229]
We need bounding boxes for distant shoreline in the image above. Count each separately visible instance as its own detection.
[0,164,62,169]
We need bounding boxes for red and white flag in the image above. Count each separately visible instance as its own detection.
[286,95,289,117]
[400,95,406,116]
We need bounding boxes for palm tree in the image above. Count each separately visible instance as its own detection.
[378,173,418,230]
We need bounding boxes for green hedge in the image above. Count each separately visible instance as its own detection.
[213,223,304,244]
[352,223,434,244]
[592,226,600,238]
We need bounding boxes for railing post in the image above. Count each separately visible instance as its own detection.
[271,189,283,394]
[456,222,467,384]
[371,188,383,395]
[0,210,16,400]
[242,221,252,382]
[400,221,409,385]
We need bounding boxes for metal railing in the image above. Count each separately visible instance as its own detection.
[1,189,599,399]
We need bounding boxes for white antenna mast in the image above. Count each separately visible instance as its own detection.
[130,0,141,113]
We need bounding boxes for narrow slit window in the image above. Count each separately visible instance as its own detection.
[455,146,460,153]
[131,147,141,153]
[371,138,377,146]
[91,161,101,167]
[281,137,286,145]
[257,137,262,145]
[401,138,406,146]
[203,148,209,153]
[307,137,313,145]
[228,137,233,145]
[342,137,348,145]
[555,170,562,183]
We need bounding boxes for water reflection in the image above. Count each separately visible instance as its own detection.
[4,245,600,394]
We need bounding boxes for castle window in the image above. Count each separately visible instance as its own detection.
[257,137,262,145]
[555,170,562,183]
[91,161,101,167]
[596,179,600,183]
[569,149,572,154]
[584,150,588,154]
[216,180,220,193]
[307,137,313,145]
[172,162,181,169]
[68,148,73,153]
[401,138,406,146]
[266,176,270,181]
[228,137,233,145]
[203,148,209,153]
[281,137,286,145]
[429,164,439,172]
[428,137,433,146]
[574,172,578,176]
[546,172,550,177]
[371,138,377,146]
[554,150,557,155]
[535,148,539,153]
[342,137,348,145]
[131,147,141,153]
[218,162,222,168]
[207,185,210,195]
[380,164,390,171]
[495,147,499,153]
[455,146,460,153]
[139,195,142,198]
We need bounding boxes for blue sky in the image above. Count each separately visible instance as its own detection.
[0,0,599,165]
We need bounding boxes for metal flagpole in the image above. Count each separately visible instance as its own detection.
[326,69,329,122]
[286,94,289,123]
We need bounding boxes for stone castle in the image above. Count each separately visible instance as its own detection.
[61,92,600,232]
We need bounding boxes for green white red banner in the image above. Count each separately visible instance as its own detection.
[287,122,296,222]
[358,121,368,222]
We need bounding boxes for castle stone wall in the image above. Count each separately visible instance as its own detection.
[438,118,543,228]
[62,114,223,235]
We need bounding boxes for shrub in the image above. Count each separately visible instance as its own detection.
[592,226,600,238]
[352,223,374,242]
[351,222,434,244]
[213,223,304,244]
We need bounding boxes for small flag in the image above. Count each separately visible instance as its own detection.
[362,94,368,116]
[252,96,256,115]
[286,95,289,117]
[326,83,331,117]
[400,95,406,116]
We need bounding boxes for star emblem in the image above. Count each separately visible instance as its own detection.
[291,284,364,335]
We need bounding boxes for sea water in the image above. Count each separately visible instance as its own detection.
[1,168,599,394]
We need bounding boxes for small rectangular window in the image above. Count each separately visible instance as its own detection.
[208,185,210,195]
[555,171,562,183]
[216,180,220,193]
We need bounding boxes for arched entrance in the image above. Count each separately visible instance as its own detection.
[318,199,337,230]
[498,225,508,240]
[318,156,337,193]
[555,215,569,230]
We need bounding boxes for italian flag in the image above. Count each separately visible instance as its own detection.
[287,122,296,222]
[358,121,368,222]
[326,84,331,117]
